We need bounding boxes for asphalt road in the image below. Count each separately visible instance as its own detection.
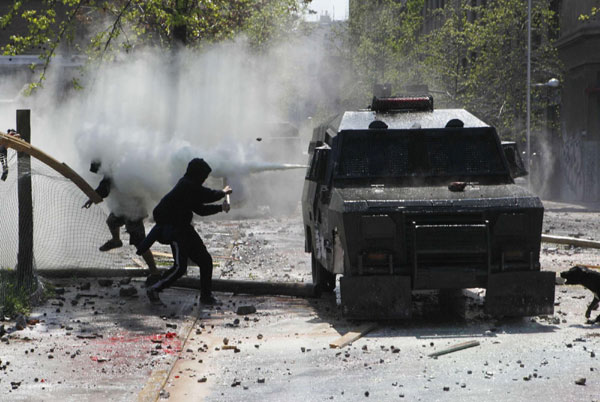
[2,200,600,401]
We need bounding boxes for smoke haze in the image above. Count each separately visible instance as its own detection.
[0,34,334,217]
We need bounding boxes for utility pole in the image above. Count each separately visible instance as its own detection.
[526,0,532,188]
[16,110,33,290]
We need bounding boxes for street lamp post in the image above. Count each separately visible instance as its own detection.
[526,0,532,188]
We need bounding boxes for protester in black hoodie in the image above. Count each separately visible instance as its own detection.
[141,158,232,305]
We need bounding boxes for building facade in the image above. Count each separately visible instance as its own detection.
[556,0,600,201]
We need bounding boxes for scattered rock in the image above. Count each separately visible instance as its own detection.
[98,279,113,287]
[119,278,131,285]
[159,389,170,399]
[236,305,257,315]
[119,286,137,297]
[80,282,91,291]
[15,314,27,331]
[198,377,207,383]
[575,377,586,386]
[257,378,265,383]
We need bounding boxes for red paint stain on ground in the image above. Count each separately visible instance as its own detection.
[90,331,183,360]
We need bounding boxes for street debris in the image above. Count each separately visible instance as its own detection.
[119,286,137,297]
[329,323,377,349]
[428,340,481,358]
[542,234,600,249]
[236,305,256,315]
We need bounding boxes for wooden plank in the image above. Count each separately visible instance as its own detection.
[428,340,480,357]
[329,322,377,349]
[0,131,102,203]
[542,234,600,249]
[152,250,237,260]
[152,251,173,258]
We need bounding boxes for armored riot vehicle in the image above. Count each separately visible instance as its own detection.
[302,92,555,319]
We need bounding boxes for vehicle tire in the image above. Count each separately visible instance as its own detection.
[311,253,336,292]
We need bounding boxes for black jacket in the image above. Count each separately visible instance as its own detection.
[94,176,112,199]
[153,158,225,227]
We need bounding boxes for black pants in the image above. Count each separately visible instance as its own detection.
[150,225,213,297]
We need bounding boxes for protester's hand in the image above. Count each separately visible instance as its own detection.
[82,199,93,209]
[223,185,232,195]
[222,199,230,213]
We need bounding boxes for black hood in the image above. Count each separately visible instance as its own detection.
[185,158,212,183]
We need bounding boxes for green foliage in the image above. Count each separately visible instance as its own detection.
[345,0,562,140]
[342,0,424,105]
[0,0,312,89]
[0,269,31,317]
[579,5,599,21]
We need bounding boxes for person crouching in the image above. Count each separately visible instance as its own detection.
[138,158,232,305]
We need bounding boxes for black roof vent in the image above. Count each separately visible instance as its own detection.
[368,120,388,129]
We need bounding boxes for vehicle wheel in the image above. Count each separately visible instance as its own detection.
[311,253,336,292]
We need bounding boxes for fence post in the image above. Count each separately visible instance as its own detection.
[16,109,33,290]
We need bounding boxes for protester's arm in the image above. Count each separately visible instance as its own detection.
[82,176,111,208]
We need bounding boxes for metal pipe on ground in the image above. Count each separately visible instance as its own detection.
[174,277,319,298]
[38,269,319,298]
[542,234,600,249]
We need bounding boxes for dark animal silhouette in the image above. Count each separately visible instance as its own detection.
[561,265,600,323]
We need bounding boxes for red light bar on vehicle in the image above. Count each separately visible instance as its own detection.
[371,95,434,112]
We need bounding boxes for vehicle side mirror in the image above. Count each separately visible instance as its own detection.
[307,147,330,183]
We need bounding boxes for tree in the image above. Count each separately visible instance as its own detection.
[343,0,561,141]
[0,0,312,90]
[342,0,424,107]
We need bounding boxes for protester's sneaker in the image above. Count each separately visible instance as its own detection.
[99,239,123,252]
[146,288,162,304]
[145,274,161,288]
[200,295,221,306]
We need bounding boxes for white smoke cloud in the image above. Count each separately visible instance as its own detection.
[0,33,336,218]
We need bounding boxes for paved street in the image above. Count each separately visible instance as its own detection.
[2,201,600,401]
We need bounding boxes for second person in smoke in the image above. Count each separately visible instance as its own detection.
[82,160,160,285]
[139,158,232,305]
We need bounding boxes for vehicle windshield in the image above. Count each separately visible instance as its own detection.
[335,128,510,182]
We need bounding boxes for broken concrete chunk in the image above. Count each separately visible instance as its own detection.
[119,286,137,297]
[236,305,257,315]
[15,314,27,331]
